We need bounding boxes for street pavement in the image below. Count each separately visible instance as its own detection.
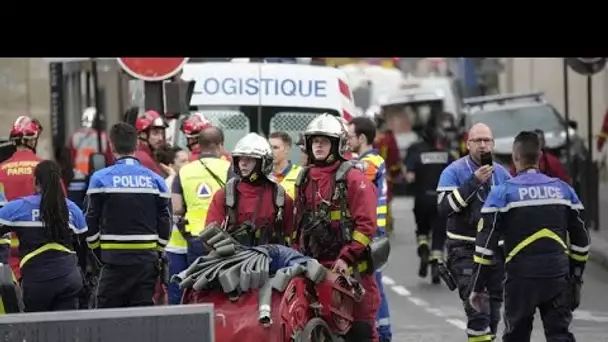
[382,197,608,342]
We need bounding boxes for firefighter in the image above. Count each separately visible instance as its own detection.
[294,113,380,342]
[205,132,294,247]
[347,116,392,342]
[0,116,45,279]
[169,127,232,303]
[85,122,171,308]
[436,123,511,341]
[404,113,456,284]
[67,107,114,182]
[470,131,589,342]
[371,108,401,234]
[135,110,168,175]
[269,131,303,199]
[0,160,87,312]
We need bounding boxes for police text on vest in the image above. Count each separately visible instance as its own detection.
[518,186,563,201]
[112,175,153,188]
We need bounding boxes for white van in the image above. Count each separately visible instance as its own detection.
[170,62,356,163]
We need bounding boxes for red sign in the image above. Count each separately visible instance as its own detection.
[117,57,190,82]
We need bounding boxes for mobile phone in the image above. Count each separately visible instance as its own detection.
[480,152,493,166]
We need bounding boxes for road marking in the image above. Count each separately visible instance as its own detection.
[390,285,411,297]
[381,276,396,286]
[425,308,446,317]
[408,297,429,307]
[446,319,467,330]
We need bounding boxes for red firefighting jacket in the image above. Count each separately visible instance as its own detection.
[296,162,377,266]
[206,180,294,241]
[374,130,401,182]
[135,141,162,175]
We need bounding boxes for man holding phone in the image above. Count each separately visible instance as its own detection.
[437,123,511,342]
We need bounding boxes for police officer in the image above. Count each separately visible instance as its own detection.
[85,122,171,308]
[205,133,294,246]
[436,123,511,342]
[347,116,392,342]
[269,131,303,199]
[0,160,87,312]
[0,116,45,279]
[169,127,232,304]
[470,131,589,342]
[404,114,456,283]
[294,114,380,342]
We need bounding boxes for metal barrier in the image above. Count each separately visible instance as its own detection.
[0,304,214,342]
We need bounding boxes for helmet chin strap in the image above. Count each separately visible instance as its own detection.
[240,160,266,184]
[309,141,340,166]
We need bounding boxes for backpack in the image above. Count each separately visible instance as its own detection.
[294,160,364,244]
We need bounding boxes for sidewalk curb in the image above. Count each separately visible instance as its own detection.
[589,230,608,269]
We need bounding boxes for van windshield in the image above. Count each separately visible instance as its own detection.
[176,106,338,163]
[469,105,563,139]
[383,100,444,132]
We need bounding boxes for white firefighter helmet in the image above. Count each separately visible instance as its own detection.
[304,113,349,159]
[81,107,97,128]
[232,133,274,177]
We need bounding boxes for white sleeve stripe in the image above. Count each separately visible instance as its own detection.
[437,186,458,192]
[447,196,461,213]
[570,244,590,253]
[86,232,100,242]
[475,246,494,256]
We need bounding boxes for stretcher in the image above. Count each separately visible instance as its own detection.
[177,226,364,342]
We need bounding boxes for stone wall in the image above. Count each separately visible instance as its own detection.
[0,58,51,158]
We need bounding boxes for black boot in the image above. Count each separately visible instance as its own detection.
[430,260,440,284]
[417,244,429,278]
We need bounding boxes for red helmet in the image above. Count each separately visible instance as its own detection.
[10,116,43,140]
[135,110,168,133]
[181,112,212,138]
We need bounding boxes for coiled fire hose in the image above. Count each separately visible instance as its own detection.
[172,224,345,326]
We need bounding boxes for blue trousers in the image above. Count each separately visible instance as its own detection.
[167,252,188,305]
[375,270,392,340]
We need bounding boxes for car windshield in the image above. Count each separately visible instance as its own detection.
[470,105,563,139]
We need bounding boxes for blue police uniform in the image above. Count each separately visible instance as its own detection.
[437,155,511,342]
[472,169,589,341]
[0,195,87,312]
[358,149,392,341]
[85,157,171,308]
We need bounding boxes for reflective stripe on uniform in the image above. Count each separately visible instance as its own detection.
[481,198,584,214]
[86,187,170,198]
[20,242,74,268]
[505,228,567,263]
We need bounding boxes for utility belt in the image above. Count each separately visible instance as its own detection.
[20,242,75,269]
[225,221,280,247]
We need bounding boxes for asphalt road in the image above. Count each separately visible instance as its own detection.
[382,197,608,342]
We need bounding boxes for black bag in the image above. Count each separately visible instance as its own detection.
[0,264,23,313]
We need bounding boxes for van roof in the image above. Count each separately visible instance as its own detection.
[181,62,355,116]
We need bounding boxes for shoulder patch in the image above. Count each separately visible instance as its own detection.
[225,178,239,208]
[196,183,213,198]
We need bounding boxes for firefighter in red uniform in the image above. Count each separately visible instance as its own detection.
[205,133,294,246]
[135,110,168,175]
[181,113,232,163]
[0,116,44,279]
[370,109,401,234]
[294,113,380,342]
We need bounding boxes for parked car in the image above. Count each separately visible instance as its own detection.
[459,92,587,186]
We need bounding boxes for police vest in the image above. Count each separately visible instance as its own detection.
[224,178,286,243]
[181,157,231,236]
[279,164,303,199]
